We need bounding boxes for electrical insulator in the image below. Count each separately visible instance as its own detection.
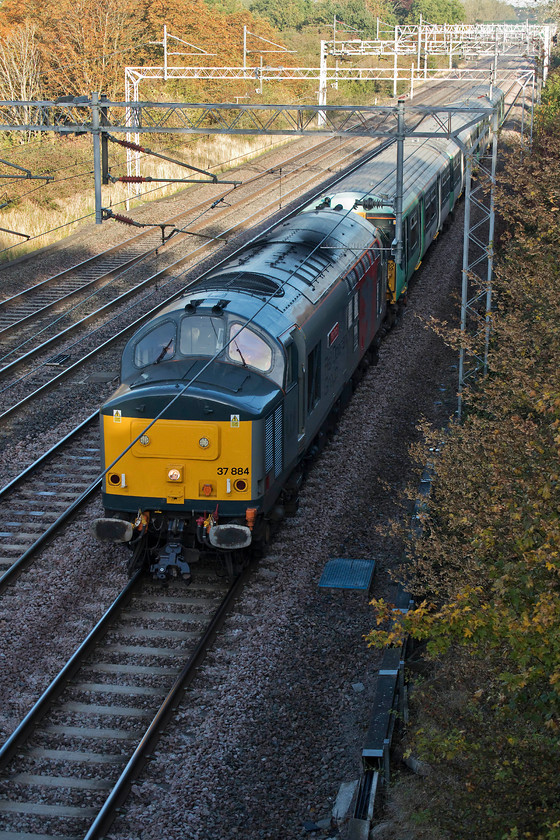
[111,213,137,226]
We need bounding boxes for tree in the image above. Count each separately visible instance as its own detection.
[249,0,311,30]
[0,0,290,100]
[310,0,381,35]
[367,70,560,839]
[406,0,466,23]
[462,0,518,23]
[0,22,42,139]
[43,0,148,98]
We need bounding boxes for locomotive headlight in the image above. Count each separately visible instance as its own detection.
[139,434,150,446]
[199,436,210,449]
[167,468,182,482]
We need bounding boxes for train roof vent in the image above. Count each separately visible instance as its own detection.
[191,272,285,298]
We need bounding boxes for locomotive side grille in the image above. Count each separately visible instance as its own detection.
[265,407,283,479]
[274,405,283,477]
[265,414,274,474]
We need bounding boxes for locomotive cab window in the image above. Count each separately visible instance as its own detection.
[179,315,225,357]
[134,320,177,368]
[227,322,272,373]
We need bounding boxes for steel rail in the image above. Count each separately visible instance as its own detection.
[0,136,390,592]
[0,565,248,837]
[0,131,402,597]
[0,77,490,593]
[0,138,296,274]
[0,410,97,499]
[0,569,144,771]
[0,134,389,422]
[82,567,248,840]
[0,74,477,415]
[0,133,341,326]
[0,133,375,379]
[0,465,101,594]
[0,239,154,308]
[0,135,341,352]
[0,248,154,344]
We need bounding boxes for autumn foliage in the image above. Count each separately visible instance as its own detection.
[0,0,289,100]
[367,71,560,838]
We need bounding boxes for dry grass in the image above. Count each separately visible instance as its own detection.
[0,132,289,261]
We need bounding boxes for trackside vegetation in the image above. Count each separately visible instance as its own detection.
[367,65,560,840]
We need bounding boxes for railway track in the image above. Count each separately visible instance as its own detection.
[0,133,371,363]
[0,414,100,593]
[0,136,391,590]
[0,77,478,430]
[0,74,485,403]
[0,74,516,589]
[0,565,245,839]
[0,134,383,423]
[0,64,531,839]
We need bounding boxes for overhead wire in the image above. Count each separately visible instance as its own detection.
[99,92,501,477]
[0,135,286,257]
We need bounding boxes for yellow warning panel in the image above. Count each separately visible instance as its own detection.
[130,420,220,461]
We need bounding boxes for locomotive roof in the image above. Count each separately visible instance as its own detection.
[169,208,380,336]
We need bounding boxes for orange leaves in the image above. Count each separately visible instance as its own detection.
[0,0,289,99]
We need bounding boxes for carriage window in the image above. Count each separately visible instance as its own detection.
[227,322,272,372]
[425,183,438,228]
[407,209,419,254]
[442,167,451,202]
[452,153,462,189]
[134,320,177,368]
[179,315,225,357]
[307,343,321,413]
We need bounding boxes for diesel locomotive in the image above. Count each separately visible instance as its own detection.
[94,86,503,580]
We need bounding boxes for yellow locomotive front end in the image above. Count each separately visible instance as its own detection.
[102,413,252,512]
[95,299,287,580]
